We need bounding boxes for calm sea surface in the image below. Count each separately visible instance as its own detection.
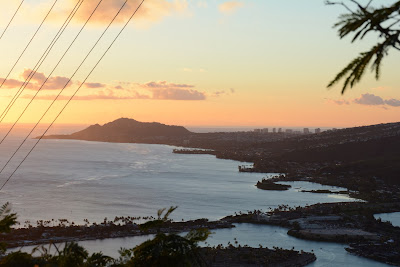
[375,212,400,227]
[1,138,387,266]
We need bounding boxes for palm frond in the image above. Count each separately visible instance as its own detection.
[327,0,400,93]
[328,40,390,93]
[162,206,178,221]
[0,202,17,233]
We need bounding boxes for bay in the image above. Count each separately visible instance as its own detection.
[0,139,355,225]
[2,138,384,266]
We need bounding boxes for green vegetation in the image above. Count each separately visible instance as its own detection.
[0,205,318,266]
[256,179,291,191]
[130,206,211,267]
[0,206,211,267]
[326,0,400,93]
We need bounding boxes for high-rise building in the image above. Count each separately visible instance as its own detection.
[315,128,321,134]
[304,128,310,134]
[278,128,282,133]
[273,128,276,133]
[261,128,269,133]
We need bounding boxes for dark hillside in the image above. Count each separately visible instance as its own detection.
[42,118,192,143]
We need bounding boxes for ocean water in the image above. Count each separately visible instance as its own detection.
[375,212,400,227]
[2,138,386,266]
[0,138,356,225]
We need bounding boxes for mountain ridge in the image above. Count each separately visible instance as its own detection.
[41,118,192,143]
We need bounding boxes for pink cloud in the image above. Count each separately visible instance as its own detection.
[327,99,350,105]
[0,78,25,89]
[84,82,106,89]
[328,93,400,108]
[211,89,235,97]
[52,0,188,28]
[353,93,385,106]
[22,90,149,101]
[1,69,72,90]
[7,70,211,101]
[142,81,195,89]
[385,99,400,107]
[151,88,205,100]
[138,81,206,100]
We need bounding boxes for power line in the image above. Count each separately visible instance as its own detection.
[0,0,25,41]
[0,0,97,180]
[0,0,82,123]
[0,0,108,179]
[0,0,83,124]
[0,0,99,145]
[0,0,145,191]
[0,0,58,91]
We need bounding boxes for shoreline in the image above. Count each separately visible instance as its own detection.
[5,219,318,266]
[6,201,400,265]
[5,219,233,249]
[25,137,400,265]
[222,202,400,266]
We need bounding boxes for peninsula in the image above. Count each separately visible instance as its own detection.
[41,118,192,144]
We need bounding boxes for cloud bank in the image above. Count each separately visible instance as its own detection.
[329,93,400,108]
[353,94,385,106]
[0,69,73,91]
[3,70,222,101]
[137,81,205,100]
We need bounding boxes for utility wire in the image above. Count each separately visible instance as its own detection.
[0,0,58,91]
[0,0,25,41]
[0,0,106,180]
[0,0,83,124]
[0,0,103,145]
[0,0,82,122]
[0,0,145,191]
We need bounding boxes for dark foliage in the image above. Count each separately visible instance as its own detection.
[327,0,400,93]
[0,203,17,256]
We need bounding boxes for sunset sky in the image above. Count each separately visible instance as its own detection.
[0,0,399,128]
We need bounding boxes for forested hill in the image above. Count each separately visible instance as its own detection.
[251,122,400,185]
[273,122,400,162]
[41,118,192,143]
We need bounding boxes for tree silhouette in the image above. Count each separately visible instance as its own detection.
[326,0,400,93]
[127,207,211,267]
[84,252,114,267]
[0,202,17,256]
[0,251,37,267]
[0,205,213,266]
[52,242,89,267]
